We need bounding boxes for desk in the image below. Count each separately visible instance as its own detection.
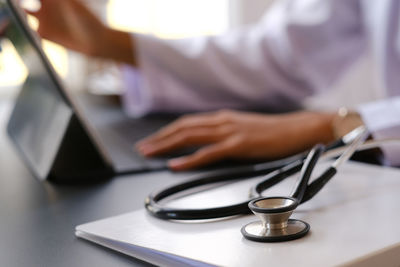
[2,97,400,266]
[0,99,184,266]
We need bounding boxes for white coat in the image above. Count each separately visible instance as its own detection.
[122,0,400,165]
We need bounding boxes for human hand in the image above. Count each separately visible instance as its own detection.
[136,110,336,171]
[24,0,106,56]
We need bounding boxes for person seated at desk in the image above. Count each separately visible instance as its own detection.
[26,0,400,171]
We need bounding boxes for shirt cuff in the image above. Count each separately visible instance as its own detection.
[357,97,400,166]
[120,64,153,117]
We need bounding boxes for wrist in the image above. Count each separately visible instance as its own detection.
[95,27,136,65]
[312,112,336,144]
[276,111,336,157]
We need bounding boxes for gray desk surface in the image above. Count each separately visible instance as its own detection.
[0,100,192,267]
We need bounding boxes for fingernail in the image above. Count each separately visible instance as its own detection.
[135,143,143,150]
[136,140,148,148]
[168,158,186,170]
[137,144,155,155]
[136,140,148,146]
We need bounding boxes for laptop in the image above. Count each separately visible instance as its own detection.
[1,0,176,183]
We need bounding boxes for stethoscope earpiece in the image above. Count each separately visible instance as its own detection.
[241,197,310,242]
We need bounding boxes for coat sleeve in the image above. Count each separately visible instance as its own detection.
[357,97,400,167]
[122,0,365,115]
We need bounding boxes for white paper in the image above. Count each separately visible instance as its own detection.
[76,162,400,267]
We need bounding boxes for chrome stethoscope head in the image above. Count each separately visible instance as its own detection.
[240,141,323,243]
[241,196,310,242]
[241,126,369,242]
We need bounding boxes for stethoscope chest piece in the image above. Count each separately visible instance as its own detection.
[241,197,310,242]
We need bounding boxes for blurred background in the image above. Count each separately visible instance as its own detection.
[0,0,378,110]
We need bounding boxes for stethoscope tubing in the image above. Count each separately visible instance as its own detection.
[145,137,397,221]
[145,149,325,220]
[145,156,304,220]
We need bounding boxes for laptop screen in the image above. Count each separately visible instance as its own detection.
[1,0,73,179]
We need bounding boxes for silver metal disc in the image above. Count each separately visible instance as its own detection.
[241,219,310,242]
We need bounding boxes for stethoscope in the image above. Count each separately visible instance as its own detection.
[145,126,395,242]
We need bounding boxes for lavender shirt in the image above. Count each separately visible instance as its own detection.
[122,0,400,165]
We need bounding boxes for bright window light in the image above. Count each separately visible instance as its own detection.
[0,14,68,87]
[0,39,28,87]
[0,0,229,89]
[41,40,69,78]
[27,15,69,79]
[107,0,229,38]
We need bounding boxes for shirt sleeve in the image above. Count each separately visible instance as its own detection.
[357,97,400,167]
[120,65,153,117]
[122,0,365,115]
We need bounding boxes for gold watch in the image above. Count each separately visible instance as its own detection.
[332,107,365,139]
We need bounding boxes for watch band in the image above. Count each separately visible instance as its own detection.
[332,107,365,139]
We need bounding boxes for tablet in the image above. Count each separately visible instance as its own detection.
[3,0,113,183]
